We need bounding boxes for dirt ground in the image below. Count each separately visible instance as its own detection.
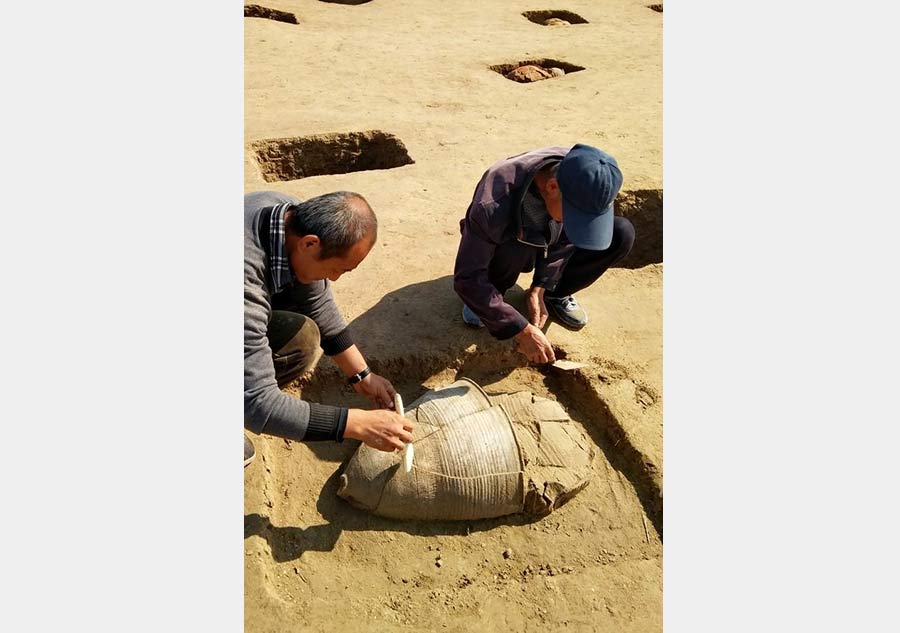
[244,1,662,630]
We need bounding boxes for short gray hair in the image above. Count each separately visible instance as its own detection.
[286,191,378,259]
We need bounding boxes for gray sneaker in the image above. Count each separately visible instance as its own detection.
[462,304,484,328]
[546,295,588,329]
[244,434,256,468]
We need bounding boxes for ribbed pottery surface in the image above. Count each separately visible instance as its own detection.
[337,378,593,521]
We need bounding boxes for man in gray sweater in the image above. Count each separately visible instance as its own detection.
[244,190,413,466]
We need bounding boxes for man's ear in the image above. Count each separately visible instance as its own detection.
[546,177,561,197]
[300,235,320,251]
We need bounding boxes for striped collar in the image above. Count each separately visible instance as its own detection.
[522,189,564,247]
[268,203,296,293]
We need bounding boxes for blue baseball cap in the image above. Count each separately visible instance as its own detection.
[556,144,622,250]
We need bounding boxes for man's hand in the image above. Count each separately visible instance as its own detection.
[514,323,556,364]
[352,372,397,409]
[526,286,549,328]
[345,409,414,452]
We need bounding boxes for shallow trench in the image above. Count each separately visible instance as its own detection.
[296,351,661,536]
[490,58,585,83]
[617,188,663,268]
[243,4,298,24]
[521,10,589,26]
[246,353,661,629]
[249,130,414,183]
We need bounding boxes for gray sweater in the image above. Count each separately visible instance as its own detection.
[244,191,350,441]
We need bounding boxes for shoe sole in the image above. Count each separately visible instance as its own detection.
[244,453,255,468]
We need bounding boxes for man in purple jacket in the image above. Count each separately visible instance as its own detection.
[453,144,635,364]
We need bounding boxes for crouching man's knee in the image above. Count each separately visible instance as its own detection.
[268,311,322,388]
[613,216,636,258]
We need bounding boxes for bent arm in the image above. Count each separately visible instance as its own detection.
[452,207,529,340]
[244,288,348,441]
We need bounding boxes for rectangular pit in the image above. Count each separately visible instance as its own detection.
[522,10,589,26]
[490,58,585,83]
[290,354,661,531]
[243,4,298,24]
[247,362,660,630]
[249,130,415,182]
[615,188,663,268]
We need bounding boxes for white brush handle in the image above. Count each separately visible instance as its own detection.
[394,393,414,473]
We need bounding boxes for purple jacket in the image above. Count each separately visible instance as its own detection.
[453,146,575,340]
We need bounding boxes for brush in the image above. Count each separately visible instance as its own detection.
[394,392,414,473]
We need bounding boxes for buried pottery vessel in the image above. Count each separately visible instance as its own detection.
[337,378,594,520]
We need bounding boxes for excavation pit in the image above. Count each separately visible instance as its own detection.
[490,58,585,83]
[243,4,298,24]
[319,0,373,5]
[250,130,415,182]
[616,188,663,268]
[648,4,663,12]
[246,359,660,626]
[522,10,589,26]
[293,356,660,528]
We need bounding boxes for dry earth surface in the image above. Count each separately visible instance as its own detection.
[244,1,662,631]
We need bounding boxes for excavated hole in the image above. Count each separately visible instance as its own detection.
[249,356,662,621]
[616,188,663,268]
[243,4,298,24]
[319,0,372,4]
[522,10,589,26]
[292,355,661,535]
[490,58,585,83]
[250,130,414,183]
[648,4,663,12]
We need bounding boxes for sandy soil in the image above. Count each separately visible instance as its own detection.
[244,1,662,630]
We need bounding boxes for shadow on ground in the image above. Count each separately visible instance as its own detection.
[297,275,532,462]
[250,267,662,560]
[245,467,542,562]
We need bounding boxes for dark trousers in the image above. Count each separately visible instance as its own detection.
[488,216,636,297]
[268,311,321,388]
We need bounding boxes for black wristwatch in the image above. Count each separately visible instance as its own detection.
[347,366,372,386]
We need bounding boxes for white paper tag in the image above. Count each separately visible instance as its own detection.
[551,360,589,371]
